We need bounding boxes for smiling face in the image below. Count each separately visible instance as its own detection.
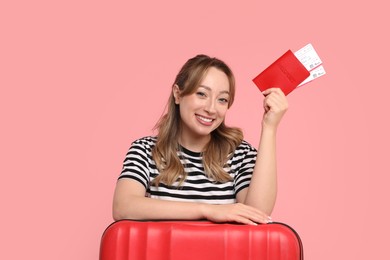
[173,67,231,149]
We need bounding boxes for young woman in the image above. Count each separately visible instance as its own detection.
[113,54,288,225]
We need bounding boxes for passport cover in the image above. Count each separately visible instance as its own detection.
[252,50,310,96]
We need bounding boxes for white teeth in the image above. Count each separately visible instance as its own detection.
[197,115,213,122]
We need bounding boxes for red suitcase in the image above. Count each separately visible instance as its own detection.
[99,220,303,260]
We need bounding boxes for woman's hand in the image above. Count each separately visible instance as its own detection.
[262,88,288,130]
[201,203,272,225]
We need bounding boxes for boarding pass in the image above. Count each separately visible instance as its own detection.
[294,43,326,86]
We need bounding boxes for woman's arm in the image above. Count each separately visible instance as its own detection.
[113,178,271,225]
[113,179,203,221]
[237,88,288,216]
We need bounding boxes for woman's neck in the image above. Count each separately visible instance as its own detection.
[178,133,210,153]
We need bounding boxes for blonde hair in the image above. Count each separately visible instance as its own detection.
[152,54,243,186]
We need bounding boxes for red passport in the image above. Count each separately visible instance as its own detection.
[252,50,310,96]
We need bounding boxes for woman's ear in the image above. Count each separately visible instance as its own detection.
[173,84,181,104]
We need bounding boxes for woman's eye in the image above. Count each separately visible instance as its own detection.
[219,98,229,103]
[196,92,206,97]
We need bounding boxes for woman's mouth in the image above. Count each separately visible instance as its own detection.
[196,115,214,125]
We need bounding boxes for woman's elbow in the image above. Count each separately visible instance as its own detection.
[112,203,130,221]
[112,210,123,221]
[112,204,143,221]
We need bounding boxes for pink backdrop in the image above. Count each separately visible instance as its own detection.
[1,0,389,259]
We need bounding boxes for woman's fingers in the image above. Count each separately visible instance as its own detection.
[262,87,284,96]
[236,204,269,224]
[263,88,288,109]
[261,87,288,129]
[203,203,272,225]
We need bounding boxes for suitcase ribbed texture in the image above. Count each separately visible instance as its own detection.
[100,220,303,260]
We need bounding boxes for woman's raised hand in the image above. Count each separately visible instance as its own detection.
[261,88,289,130]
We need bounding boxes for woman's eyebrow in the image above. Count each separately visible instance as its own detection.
[199,85,230,95]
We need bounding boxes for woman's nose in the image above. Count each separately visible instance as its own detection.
[204,99,216,113]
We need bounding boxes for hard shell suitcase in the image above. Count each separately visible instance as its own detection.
[100,220,303,260]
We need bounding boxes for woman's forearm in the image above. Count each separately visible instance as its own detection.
[113,179,271,224]
[113,195,207,221]
[113,180,206,221]
[244,126,278,215]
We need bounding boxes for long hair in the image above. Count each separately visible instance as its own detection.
[151,54,243,186]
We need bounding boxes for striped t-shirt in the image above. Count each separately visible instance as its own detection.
[119,136,257,204]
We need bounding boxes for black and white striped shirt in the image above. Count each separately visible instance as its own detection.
[119,136,257,204]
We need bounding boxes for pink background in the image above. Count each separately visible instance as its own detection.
[1,0,389,259]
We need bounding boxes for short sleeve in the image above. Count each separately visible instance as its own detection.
[232,141,257,195]
[118,137,156,189]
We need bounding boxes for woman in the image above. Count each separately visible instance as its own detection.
[113,54,288,225]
